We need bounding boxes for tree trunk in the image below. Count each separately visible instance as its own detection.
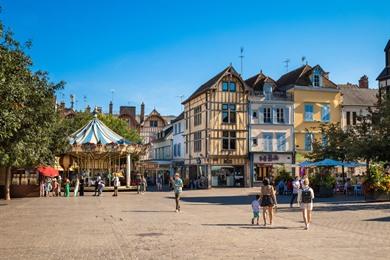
[342,165,345,183]
[366,158,370,176]
[4,167,12,200]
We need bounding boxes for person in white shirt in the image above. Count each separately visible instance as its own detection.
[251,195,261,225]
[298,178,315,230]
[113,175,120,197]
[290,176,300,207]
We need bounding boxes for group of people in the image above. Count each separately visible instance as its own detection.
[189,175,207,189]
[39,176,74,197]
[251,176,314,230]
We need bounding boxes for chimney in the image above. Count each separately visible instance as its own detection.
[109,101,113,115]
[140,102,145,123]
[359,75,369,89]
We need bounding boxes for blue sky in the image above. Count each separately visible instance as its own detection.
[1,0,390,115]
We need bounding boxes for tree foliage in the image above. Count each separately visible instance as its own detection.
[0,22,64,168]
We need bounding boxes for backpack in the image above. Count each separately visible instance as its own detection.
[301,189,312,203]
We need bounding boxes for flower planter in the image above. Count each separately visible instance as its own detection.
[364,191,390,202]
[317,186,334,198]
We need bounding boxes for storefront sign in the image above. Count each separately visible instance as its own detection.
[253,153,292,164]
[223,159,233,164]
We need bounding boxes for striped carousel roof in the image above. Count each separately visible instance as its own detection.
[69,115,131,145]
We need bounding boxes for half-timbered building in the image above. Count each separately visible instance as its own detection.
[183,65,250,187]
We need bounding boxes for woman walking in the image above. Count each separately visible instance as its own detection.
[113,175,120,197]
[64,178,70,197]
[74,177,80,197]
[259,178,277,226]
[298,178,315,230]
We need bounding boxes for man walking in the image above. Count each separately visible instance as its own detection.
[290,176,300,207]
[172,173,183,212]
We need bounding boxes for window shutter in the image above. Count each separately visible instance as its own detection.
[272,108,276,124]
[259,107,264,123]
[284,107,289,124]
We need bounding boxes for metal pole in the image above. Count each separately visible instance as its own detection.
[126,154,131,187]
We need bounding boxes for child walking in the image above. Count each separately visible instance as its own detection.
[251,195,261,225]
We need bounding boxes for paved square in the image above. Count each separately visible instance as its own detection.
[0,188,389,260]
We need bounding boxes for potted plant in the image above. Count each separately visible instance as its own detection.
[309,170,336,197]
[363,164,390,201]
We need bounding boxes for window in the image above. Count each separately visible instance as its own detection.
[222,104,236,124]
[150,120,158,127]
[263,133,273,152]
[194,131,202,152]
[194,106,202,126]
[313,75,320,87]
[352,112,357,125]
[264,84,272,100]
[276,108,284,123]
[321,104,330,122]
[222,131,236,150]
[304,133,313,151]
[252,138,258,146]
[173,144,177,157]
[178,123,181,133]
[174,124,177,134]
[263,107,272,123]
[252,111,257,119]
[186,136,188,153]
[276,133,286,152]
[222,81,236,92]
[346,111,351,126]
[322,134,328,147]
[304,104,314,122]
[313,69,321,87]
[178,143,181,156]
[222,82,229,91]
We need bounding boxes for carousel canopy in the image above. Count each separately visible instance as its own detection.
[68,115,131,145]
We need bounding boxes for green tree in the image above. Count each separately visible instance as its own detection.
[0,22,64,200]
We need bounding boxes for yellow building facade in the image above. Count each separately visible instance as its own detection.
[276,64,341,161]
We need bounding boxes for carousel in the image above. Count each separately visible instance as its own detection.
[60,114,144,187]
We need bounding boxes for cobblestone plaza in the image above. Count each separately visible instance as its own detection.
[0,188,389,260]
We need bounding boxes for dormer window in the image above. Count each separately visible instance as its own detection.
[264,84,272,100]
[313,68,322,87]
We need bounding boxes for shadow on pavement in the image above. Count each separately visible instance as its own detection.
[364,216,390,222]
[277,203,390,212]
[122,210,174,213]
[202,223,302,230]
[181,195,252,205]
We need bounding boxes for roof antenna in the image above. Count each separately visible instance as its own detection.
[176,95,185,103]
[110,89,115,102]
[284,58,290,72]
[301,56,307,65]
[239,47,244,76]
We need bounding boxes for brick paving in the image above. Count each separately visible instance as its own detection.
[0,188,389,260]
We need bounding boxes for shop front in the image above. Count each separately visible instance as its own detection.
[211,165,245,187]
[252,153,293,185]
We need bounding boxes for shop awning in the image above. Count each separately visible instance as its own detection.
[37,166,59,177]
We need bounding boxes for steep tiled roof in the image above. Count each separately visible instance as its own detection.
[377,67,390,81]
[276,64,337,92]
[245,71,276,92]
[182,65,243,104]
[339,85,378,106]
[171,111,184,124]
[275,65,312,91]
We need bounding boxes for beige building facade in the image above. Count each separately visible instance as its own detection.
[183,66,250,187]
